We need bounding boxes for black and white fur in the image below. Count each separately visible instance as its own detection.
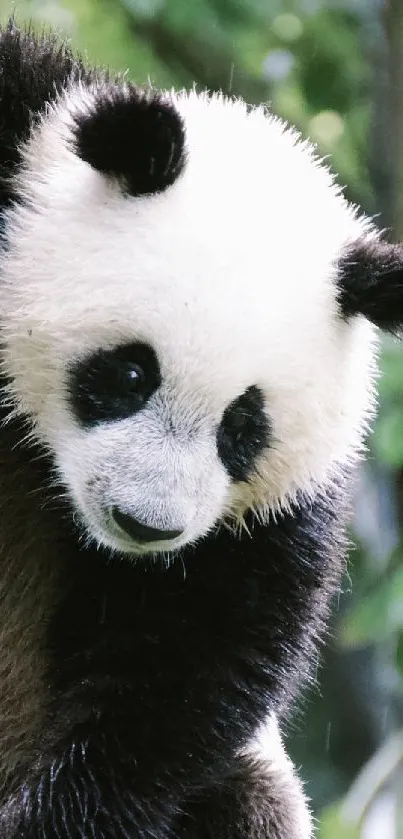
[0,20,402,838]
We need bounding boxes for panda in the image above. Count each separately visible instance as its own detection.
[0,18,402,839]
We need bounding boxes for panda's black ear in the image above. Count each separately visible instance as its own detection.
[338,239,403,331]
[72,86,186,197]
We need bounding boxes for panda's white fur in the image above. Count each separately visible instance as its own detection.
[1,84,377,556]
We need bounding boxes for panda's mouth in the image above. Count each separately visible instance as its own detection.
[103,508,184,556]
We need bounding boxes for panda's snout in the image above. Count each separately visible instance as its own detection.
[111,506,184,545]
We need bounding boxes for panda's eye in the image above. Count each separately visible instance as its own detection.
[119,362,145,391]
[127,365,143,385]
[68,342,161,426]
[217,386,271,482]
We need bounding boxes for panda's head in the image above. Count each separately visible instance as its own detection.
[1,84,402,556]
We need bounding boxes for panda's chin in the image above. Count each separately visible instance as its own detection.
[111,536,181,558]
[99,526,184,558]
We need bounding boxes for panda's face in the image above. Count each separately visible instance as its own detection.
[58,342,271,553]
[0,88,377,555]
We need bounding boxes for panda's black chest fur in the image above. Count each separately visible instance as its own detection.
[49,510,328,719]
[26,485,342,818]
[0,418,348,836]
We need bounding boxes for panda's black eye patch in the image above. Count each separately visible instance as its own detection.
[68,343,161,426]
[217,386,271,482]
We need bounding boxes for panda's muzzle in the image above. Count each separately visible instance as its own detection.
[111,506,183,545]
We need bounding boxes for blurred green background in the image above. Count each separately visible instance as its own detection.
[2,0,403,836]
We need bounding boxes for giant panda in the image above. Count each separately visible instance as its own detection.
[0,18,401,839]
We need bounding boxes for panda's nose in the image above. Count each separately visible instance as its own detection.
[112,507,183,544]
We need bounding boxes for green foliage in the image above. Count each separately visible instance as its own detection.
[375,343,403,466]
[319,805,360,839]
[397,631,403,673]
[336,334,403,833]
[340,338,403,697]
[341,562,403,647]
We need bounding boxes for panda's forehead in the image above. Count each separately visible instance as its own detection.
[12,84,359,261]
[2,194,331,394]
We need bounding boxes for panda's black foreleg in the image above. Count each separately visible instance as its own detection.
[0,737,181,839]
[175,754,312,839]
[0,738,311,839]
[0,720,197,839]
